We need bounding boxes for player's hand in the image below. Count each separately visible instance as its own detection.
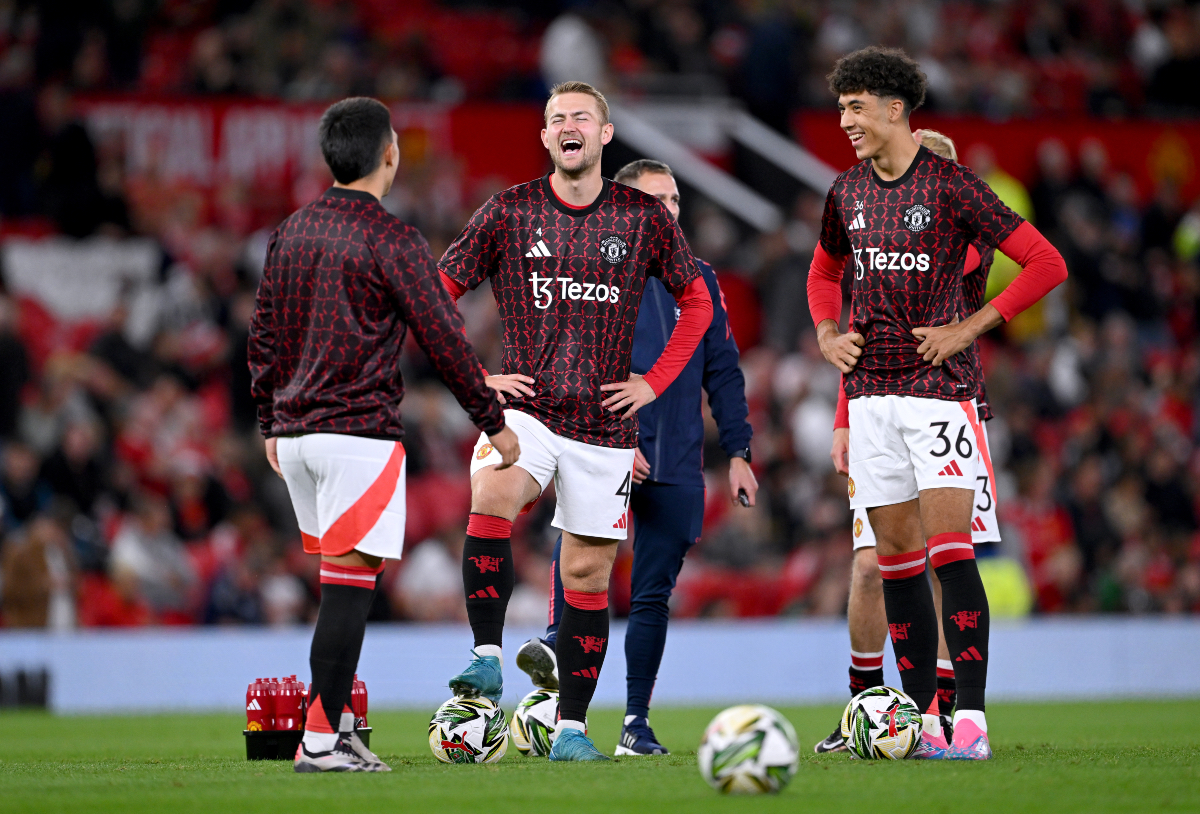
[816,320,864,374]
[912,316,970,367]
[830,427,849,476]
[264,436,282,478]
[729,456,758,507]
[487,426,521,468]
[600,373,657,419]
[485,374,536,405]
[632,448,651,485]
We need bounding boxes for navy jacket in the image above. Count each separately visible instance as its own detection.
[631,259,752,487]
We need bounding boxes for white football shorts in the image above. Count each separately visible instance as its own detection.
[851,415,1000,549]
[277,434,407,560]
[847,395,983,510]
[470,409,636,540]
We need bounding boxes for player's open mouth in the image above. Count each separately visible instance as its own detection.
[848,133,865,146]
[560,138,583,156]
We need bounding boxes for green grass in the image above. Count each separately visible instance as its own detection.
[0,701,1196,813]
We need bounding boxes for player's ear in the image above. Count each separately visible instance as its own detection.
[540,127,550,149]
[889,98,906,124]
[601,122,614,145]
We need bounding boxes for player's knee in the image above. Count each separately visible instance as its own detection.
[469,469,526,519]
[851,550,883,595]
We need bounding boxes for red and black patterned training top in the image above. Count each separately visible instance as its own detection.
[248,187,504,440]
[820,146,1022,401]
[439,175,699,449]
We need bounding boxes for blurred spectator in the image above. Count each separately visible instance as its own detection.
[0,297,31,440]
[1,513,78,629]
[109,493,197,621]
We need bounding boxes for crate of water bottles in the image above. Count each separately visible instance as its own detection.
[244,674,370,760]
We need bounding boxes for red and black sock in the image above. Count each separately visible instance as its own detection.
[849,650,885,697]
[936,661,957,714]
[929,532,989,712]
[462,514,514,648]
[555,589,609,725]
[878,550,938,715]
[306,561,382,744]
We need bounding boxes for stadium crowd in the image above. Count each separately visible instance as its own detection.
[1,0,1200,628]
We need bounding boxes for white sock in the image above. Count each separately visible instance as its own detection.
[474,644,503,666]
[339,710,355,733]
[302,730,338,753]
[936,659,954,672]
[558,719,586,733]
[953,709,987,733]
[623,715,641,726]
[922,713,942,738]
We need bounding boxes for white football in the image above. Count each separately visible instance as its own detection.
[840,686,923,760]
[697,704,800,794]
[428,696,509,764]
[510,689,560,756]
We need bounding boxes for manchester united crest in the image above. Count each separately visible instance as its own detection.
[476,443,494,460]
[854,518,863,537]
[599,234,629,265]
[848,477,856,498]
[903,204,932,232]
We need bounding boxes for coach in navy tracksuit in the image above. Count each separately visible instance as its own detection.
[516,159,755,755]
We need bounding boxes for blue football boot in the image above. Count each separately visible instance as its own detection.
[548,728,611,762]
[448,650,503,705]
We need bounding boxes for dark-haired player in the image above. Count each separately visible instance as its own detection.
[808,48,1067,759]
[438,82,712,761]
[514,159,756,756]
[814,129,1003,754]
[248,97,518,773]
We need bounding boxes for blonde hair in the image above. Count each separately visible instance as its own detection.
[544,81,610,125]
[918,128,957,161]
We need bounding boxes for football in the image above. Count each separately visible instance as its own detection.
[428,696,509,764]
[697,704,800,794]
[510,689,560,756]
[840,686,924,760]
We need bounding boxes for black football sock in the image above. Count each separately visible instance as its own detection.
[878,550,938,716]
[555,589,609,726]
[305,562,380,748]
[849,665,885,697]
[929,533,989,712]
[462,514,515,649]
[936,661,958,715]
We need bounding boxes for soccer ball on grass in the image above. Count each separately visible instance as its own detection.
[428,696,509,764]
[840,686,923,760]
[510,689,560,756]
[697,704,799,794]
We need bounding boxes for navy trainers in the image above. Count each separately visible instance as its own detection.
[614,717,668,756]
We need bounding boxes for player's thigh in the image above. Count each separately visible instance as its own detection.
[848,396,919,511]
[276,436,320,554]
[302,434,408,560]
[552,438,636,541]
[469,409,556,517]
[866,499,923,556]
[970,422,1000,543]
[629,481,704,601]
[559,531,620,591]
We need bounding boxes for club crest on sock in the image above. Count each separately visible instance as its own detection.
[573,635,606,654]
[950,610,981,630]
[888,623,911,642]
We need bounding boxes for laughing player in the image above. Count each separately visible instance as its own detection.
[814,129,1003,754]
[514,159,756,756]
[437,82,712,761]
[807,48,1067,760]
[248,97,518,773]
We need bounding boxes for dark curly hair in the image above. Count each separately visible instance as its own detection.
[827,46,927,114]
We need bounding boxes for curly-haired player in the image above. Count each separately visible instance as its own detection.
[808,47,1067,759]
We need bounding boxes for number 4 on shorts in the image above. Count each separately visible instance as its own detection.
[616,471,631,508]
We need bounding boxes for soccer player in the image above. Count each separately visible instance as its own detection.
[248,97,518,773]
[814,129,1003,754]
[437,82,713,761]
[513,159,757,756]
[807,48,1067,760]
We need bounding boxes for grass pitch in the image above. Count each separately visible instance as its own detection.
[0,700,1196,814]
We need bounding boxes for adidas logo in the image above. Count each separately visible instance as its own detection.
[896,656,915,671]
[571,666,599,679]
[613,513,628,530]
[955,646,984,662]
[937,460,964,477]
[971,517,987,532]
[469,586,500,599]
[247,699,261,711]
[525,240,553,258]
[847,211,866,231]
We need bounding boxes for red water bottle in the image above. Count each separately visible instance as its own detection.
[246,678,269,731]
[352,674,368,729]
[274,676,303,731]
[265,677,280,730]
[297,676,308,728]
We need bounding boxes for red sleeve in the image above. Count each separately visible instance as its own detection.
[440,270,469,301]
[642,276,714,396]
[834,377,849,430]
[990,221,1068,321]
[807,243,845,326]
[964,243,981,276]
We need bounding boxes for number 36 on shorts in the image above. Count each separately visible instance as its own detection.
[845,395,983,510]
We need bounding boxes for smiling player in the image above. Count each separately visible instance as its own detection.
[807,48,1067,760]
[437,81,712,761]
